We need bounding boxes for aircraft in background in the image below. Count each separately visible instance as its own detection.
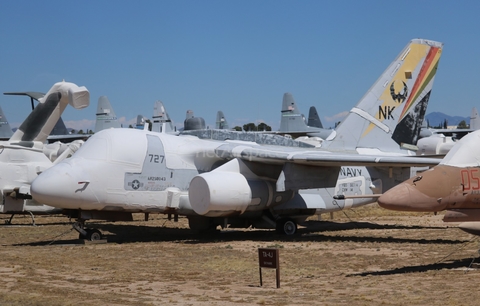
[0,106,13,140]
[307,106,323,128]
[276,93,333,139]
[152,100,176,133]
[0,81,89,224]
[30,39,443,239]
[94,96,121,132]
[378,129,480,236]
[215,111,229,130]
[182,109,206,131]
[416,107,480,156]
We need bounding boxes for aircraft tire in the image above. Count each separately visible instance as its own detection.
[276,218,297,235]
[86,229,103,241]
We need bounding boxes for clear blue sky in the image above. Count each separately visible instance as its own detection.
[0,0,479,131]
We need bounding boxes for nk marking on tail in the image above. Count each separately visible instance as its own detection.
[370,39,443,146]
[326,39,443,154]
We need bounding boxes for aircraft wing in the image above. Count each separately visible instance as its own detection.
[214,143,441,167]
[46,133,91,143]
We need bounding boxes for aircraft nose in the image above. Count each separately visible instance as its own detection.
[31,162,90,209]
[378,182,447,212]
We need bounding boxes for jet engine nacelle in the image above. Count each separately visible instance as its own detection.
[416,135,455,156]
[189,171,293,217]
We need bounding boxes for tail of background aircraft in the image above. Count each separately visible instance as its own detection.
[152,100,175,133]
[307,106,323,128]
[0,106,13,140]
[277,93,332,139]
[9,81,89,143]
[470,107,480,130]
[94,96,121,132]
[324,39,443,154]
[215,111,229,129]
[279,93,307,132]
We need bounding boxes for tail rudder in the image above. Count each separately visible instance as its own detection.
[0,106,13,140]
[307,106,323,128]
[215,111,229,129]
[152,100,174,133]
[325,39,443,153]
[10,81,89,143]
[95,96,121,132]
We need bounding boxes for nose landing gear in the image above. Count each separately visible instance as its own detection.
[72,220,103,241]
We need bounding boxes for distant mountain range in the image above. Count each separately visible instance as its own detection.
[425,112,469,127]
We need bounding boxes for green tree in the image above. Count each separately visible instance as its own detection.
[257,122,271,131]
[233,126,242,131]
[78,129,84,134]
[457,120,469,129]
[243,123,257,131]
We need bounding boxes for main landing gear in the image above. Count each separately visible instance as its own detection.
[72,220,103,241]
[275,218,297,235]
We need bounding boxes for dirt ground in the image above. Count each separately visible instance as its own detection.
[1,204,480,306]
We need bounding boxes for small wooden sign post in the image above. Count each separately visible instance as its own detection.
[258,248,280,288]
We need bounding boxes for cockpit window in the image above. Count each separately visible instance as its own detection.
[75,137,107,160]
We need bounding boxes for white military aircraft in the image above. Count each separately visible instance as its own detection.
[31,39,443,239]
[0,81,89,224]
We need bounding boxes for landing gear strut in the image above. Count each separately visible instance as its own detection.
[72,220,103,241]
[5,211,36,226]
[276,218,297,235]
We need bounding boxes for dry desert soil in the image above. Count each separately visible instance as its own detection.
[1,204,480,305]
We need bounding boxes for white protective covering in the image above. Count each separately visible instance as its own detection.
[441,130,480,167]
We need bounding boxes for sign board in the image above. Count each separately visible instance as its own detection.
[258,248,280,288]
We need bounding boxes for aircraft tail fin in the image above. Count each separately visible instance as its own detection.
[324,39,443,154]
[279,93,308,132]
[0,106,13,140]
[152,100,175,133]
[215,111,229,129]
[136,115,145,129]
[470,107,480,130]
[307,106,323,128]
[9,81,89,143]
[50,117,69,135]
[94,96,121,132]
